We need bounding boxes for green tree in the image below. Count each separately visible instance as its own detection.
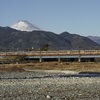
[40,44,49,51]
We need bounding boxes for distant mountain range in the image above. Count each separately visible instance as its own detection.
[0,26,100,51]
[60,32,100,50]
[87,36,100,45]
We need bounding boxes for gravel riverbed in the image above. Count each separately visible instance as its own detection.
[0,71,100,100]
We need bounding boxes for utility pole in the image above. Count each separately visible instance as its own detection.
[78,46,81,62]
[39,49,42,62]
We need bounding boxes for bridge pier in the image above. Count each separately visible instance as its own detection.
[58,57,61,62]
[39,56,42,62]
[78,58,81,62]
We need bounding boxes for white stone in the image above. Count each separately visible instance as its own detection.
[46,95,51,99]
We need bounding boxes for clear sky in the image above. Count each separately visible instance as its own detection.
[0,0,100,36]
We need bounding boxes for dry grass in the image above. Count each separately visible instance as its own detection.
[0,62,100,72]
[0,65,25,72]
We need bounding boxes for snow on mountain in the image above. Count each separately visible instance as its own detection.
[10,20,41,32]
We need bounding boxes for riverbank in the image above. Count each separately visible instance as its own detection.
[0,74,100,100]
[0,62,100,100]
[0,62,100,72]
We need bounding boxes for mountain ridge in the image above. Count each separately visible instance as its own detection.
[0,26,100,51]
[87,36,100,44]
[60,32,100,49]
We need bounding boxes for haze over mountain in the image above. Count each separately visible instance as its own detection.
[87,36,100,45]
[10,20,41,32]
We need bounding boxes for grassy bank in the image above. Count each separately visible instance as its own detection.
[0,62,100,72]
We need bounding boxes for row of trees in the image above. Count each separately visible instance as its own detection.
[27,44,49,51]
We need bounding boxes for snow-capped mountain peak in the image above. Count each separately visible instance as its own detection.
[10,20,41,32]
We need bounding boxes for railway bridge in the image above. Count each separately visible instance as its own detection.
[0,50,100,63]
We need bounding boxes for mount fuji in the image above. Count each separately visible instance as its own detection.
[10,20,41,32]
[0,20,100,50]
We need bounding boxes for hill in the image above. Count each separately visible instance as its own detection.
[0,27,100,51]
[87,36,100,45]
[59,32,100,49]
[0,27,71,51]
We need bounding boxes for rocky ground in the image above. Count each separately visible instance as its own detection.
[0,71,100,100]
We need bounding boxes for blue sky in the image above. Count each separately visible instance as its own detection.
[0,0,100,36]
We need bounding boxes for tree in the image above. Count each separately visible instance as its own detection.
[40,44,49,51]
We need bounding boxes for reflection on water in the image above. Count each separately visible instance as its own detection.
[58,72,100,78]
[0,72,100,79]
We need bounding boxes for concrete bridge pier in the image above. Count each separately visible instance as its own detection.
[58,57,61,62]
[39,56,42,62]
[78,57,81,62]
